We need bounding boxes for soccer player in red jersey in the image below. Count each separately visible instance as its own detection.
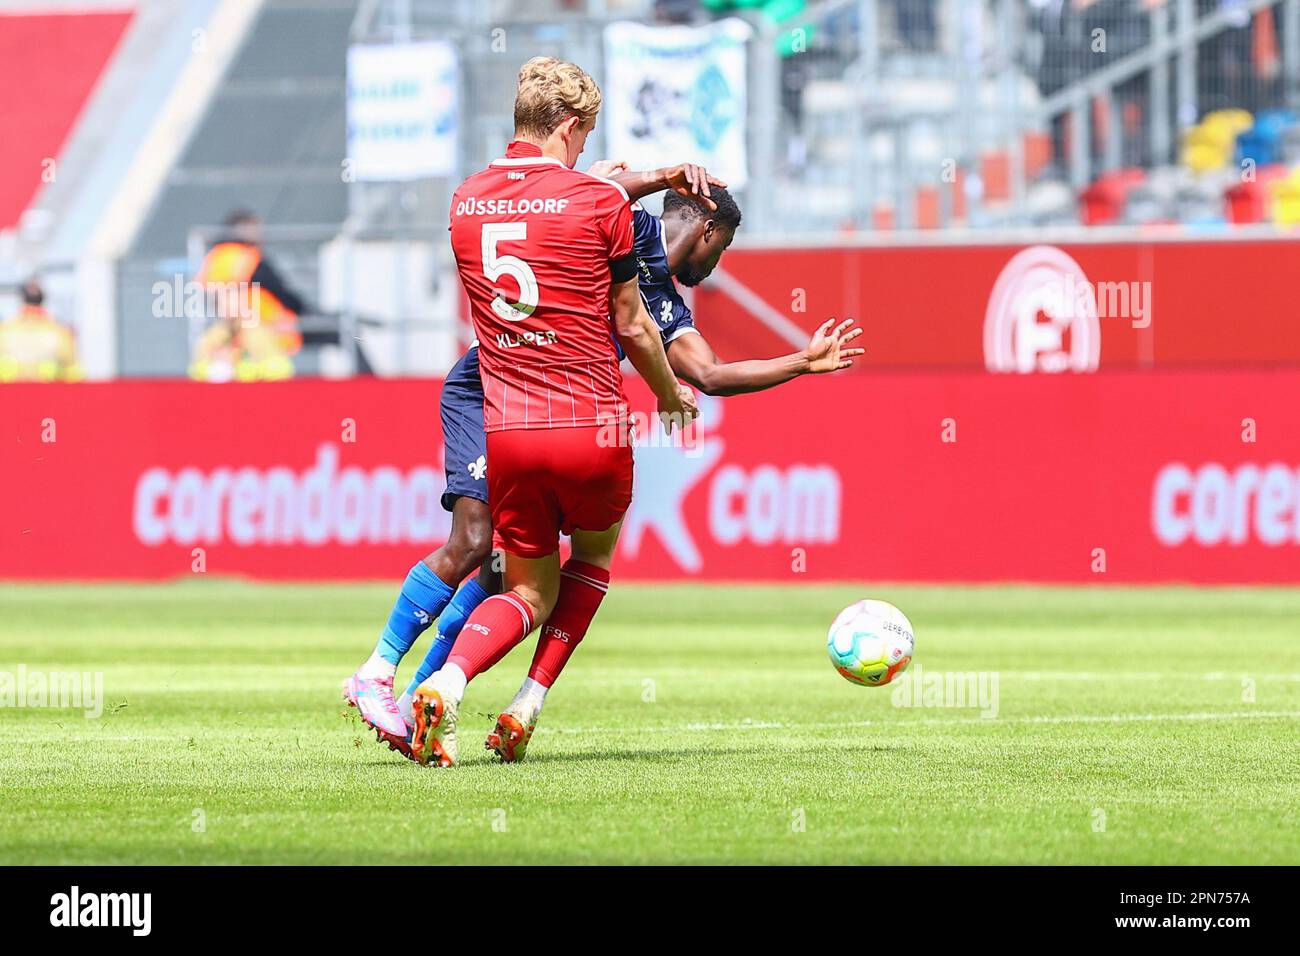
[408,57,698,766]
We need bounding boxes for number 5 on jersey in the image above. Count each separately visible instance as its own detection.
[482,222,539,321]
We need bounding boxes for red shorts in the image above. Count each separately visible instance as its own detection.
[486,425,634,559]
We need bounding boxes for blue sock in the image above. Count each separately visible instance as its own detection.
[405,577,491,696]
[376,563,455,667]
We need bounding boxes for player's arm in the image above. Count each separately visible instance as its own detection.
[590,161,727,211]
[596,181,697,430]
[667,318,864,397]
[609,268,697,430]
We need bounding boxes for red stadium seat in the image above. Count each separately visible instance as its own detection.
[1224,163,1287,223]
[1079,168,1146,226]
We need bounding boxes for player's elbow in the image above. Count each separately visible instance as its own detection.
[615,311,656,349]
[696,379,725,397]
[691,366,729,397]
[613,314,646,341]
[609,280,646,340]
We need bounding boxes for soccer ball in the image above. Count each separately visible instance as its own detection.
[827,599,914,687]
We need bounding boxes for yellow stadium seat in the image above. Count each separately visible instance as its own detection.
[1182,110,1254,173]
[1270,169,1300,224]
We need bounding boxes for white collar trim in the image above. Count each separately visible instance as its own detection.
[490,156,565,168]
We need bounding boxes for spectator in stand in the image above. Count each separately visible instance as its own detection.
[0,279,82,382]
[190,210,307,381]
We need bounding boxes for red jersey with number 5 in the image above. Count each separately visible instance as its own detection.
[449,140,633,432]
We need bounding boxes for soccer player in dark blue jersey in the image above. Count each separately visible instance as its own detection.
[623,185,861,396]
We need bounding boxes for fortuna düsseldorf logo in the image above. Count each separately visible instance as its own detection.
[983,245,1101,373]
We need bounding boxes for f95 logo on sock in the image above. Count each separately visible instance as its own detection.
[466,623,492,635]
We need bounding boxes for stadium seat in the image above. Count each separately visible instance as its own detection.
[914,185,941,229]
[1271,169,1300,225]
[1022,130,1052,181]
[980,150,1011,203]
[1236,110,1296,167]
[1280,125,1300,166]
[1182,109,1253,173]
[1080,168,1145,226]
[1024,179,1075,227]
[1224,163,1287,223]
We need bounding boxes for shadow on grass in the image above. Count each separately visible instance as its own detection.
[347,739,915,770]
[348,745,758,770]
[499,740,915,765]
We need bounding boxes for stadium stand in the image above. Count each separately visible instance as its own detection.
[119,0,356,376]
[7,0,1300,379]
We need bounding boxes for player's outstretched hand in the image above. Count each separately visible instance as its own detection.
[664,164,728,211]
[659,382,699,434]
[588,159,629,179]
[805,317,865,374]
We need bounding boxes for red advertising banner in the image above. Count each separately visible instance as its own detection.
[2,374,1299,583]
[695,238,1300,371]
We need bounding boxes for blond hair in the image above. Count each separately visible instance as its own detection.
[513,56,602,139]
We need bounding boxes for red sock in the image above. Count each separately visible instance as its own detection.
[446,593,535,682]
[528,559,610,687]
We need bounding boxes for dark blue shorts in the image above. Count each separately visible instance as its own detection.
[440,347,489,512]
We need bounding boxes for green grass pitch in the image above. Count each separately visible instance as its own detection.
[1,581,1297,865]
